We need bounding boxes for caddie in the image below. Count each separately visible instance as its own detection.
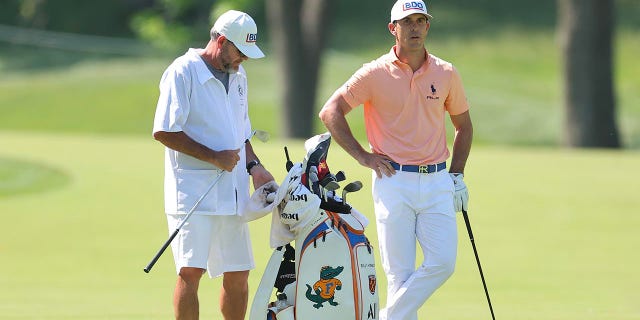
[152,9,274,320]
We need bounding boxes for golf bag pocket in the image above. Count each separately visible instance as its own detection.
[295,221,357,320]
[267,305,294,320]
[173,169,233,214]
[327,212,379,320]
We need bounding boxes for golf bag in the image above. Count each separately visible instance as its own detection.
[249,133,379,320]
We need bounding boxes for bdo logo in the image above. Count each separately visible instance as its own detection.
[403,1,424,11]
[246,33,257,43]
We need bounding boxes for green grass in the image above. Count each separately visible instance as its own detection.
[0,157,70,197]
[0,131,639,319]
[0,4,639,317]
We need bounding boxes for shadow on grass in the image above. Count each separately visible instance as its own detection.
[0,156,71,198]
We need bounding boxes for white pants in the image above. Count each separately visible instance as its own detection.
[372,170,457,320]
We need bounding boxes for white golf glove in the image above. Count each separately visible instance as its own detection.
[450,173,468,212]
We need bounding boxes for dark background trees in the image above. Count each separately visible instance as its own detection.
[558,0,620,148]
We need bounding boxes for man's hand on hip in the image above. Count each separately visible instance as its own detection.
[450,173,468,212]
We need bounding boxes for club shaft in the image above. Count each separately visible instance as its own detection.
[143,171,223,273]
[462,210,496,320]
[144,229,178,273]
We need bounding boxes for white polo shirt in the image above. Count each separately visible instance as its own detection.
[153,48,252,215]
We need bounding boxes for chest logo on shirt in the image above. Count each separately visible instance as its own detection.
[238,85,244,97]
[427,83,440,100]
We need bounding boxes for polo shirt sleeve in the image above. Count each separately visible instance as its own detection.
[445,66,469,116]
[339,63,374,110]
[153,64,191,134]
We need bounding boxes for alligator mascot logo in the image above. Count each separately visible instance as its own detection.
[305,265,344,308]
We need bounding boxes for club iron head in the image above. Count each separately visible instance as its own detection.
[342,180,363,204]
[251,130,270,143]
[324,181,340,192]
[319,175,336,187]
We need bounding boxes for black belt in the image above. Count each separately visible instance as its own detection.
[389,161,446,174]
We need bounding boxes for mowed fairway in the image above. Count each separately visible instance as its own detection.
[0,131,638,319]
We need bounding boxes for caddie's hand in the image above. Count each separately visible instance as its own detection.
[212,149,241,172]
[450,173,468,212]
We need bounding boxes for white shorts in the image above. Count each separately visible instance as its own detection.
[166,214,255,278]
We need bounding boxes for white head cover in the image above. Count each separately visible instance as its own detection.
[390,0,433,22]
[212,10,265,59]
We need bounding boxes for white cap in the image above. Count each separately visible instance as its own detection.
[212,10,265,59]
[390,0,433,22]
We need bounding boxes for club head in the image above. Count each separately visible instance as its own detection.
[253,130,270,143]
[335,171,346,182]
[343,181,363,193]
[341,180,362,204]
[324,181,340,192]
[319,175,336,187]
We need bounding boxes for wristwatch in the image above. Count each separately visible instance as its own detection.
[246,160,260,174]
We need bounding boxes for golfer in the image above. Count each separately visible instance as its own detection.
[319,1,473,319]
[152,10,274,320]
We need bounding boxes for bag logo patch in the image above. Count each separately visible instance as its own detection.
[403,1,425,11]
[305,265,344,308]
[368,274,377,295]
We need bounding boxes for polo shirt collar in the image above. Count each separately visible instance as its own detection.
[187,48,239,85]
[384,46,430,71]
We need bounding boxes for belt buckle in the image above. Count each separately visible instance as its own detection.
[418,165,429,173]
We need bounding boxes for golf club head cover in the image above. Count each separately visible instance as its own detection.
[300,133,332,195]
[450,173,468,212]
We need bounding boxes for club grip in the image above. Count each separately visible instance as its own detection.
[143,228,179,273]
[284,146,293,171]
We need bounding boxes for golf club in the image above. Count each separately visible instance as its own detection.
[308,166,320,198]
[320,175,340,201]
[144,171,223,273]
[341,181,362,204]
[462,209,496,320]
[247,129,270,143]
[334,171,346,182]
[284,146,293,171]
[319,175,340,201]
[319,174,336,186]
[144,130,269,273]
[323,181,341,201]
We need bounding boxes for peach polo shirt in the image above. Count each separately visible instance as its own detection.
[339,47,469,165]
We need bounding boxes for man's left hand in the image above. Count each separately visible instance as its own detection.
[450,173,468,212]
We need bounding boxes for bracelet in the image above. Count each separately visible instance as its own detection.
[246,160,260,174]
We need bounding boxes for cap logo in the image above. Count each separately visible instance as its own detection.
[403,1,424,11]
[246,33,257,43]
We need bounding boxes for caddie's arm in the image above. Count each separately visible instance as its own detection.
[153,130,240,172]
[245,140,274,189]
[319,92,393,178]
